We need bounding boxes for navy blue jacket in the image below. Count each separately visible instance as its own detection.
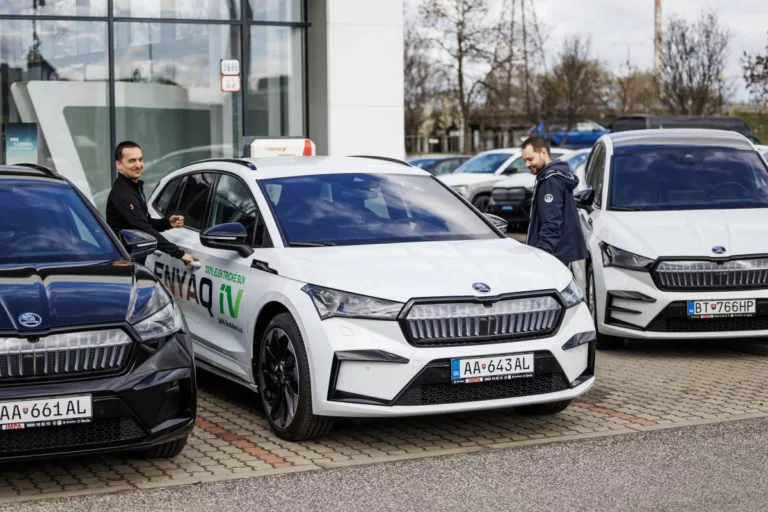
[526,160,588,265]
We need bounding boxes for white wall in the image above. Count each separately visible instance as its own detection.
[307,0,405,159]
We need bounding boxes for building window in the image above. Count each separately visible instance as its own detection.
[114,0,240,20]
[248,0,303,21]
[0,0,107,17]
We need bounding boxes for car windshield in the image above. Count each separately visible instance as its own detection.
[561,152,589,172]
[609,147,768,211]
[0,178,121,265]
[408,158,440,169]
[261,173,499,246]
[454,153,511,174]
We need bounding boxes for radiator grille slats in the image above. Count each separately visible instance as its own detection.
[405,296,562,346]
[0,330,131,381]
[655,259,768,291]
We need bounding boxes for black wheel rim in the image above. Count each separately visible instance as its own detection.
[259,327,300,429]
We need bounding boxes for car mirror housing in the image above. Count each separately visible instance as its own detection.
[484,213,508,234]
[119,229,158,260]
[574,188,595,212]
[200,223,254,258]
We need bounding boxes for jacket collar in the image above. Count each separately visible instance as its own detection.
[117,172,144,190]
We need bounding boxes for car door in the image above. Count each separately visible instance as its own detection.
[573,142,607,290]
[146,171,216,346]
[186,172,273,382]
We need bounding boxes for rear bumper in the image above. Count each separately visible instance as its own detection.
[0,332,197,462]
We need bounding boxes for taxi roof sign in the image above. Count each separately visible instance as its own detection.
[248,138,315,158]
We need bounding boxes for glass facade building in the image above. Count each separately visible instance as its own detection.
[0,0,307,212]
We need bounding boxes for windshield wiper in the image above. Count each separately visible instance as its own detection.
[611,206,644,211]
[288,241,336,247]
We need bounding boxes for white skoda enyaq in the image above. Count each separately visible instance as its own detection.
[144,141,596,440]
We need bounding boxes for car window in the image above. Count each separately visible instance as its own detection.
[502,156,528,175]
[432,159,463,175]
[0,179,121,265]
[586,144,606,206]
[261,173,499,246]
[454,153,512,174]
[609,147,768,211]
[209,174,269,248]
[152,177,182,216]
[409,158,440,170]
[174,172,215,231]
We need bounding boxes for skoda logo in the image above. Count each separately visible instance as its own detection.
[18,313,42,328]
[712,246,726,255]
[473,282,491,293]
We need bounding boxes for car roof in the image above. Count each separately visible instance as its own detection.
[171,155,431,181]
[607,128,754,151]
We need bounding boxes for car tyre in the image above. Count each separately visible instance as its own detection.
[472,194,491,212]
[138,435,188,459]
[587,263,624,350]
[257,313,334,441]
[515,399,572,415]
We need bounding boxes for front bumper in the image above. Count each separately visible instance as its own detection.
[302,301,595,418]
[0,332,196,462]
[596,266,768,340]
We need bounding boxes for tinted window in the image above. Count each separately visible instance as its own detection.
[209,174,268,247]
[261,173,498,246]
[153,177,182,216]
[609,147,768,211]
[454,153,512,174]
[0,179,120,265]
[175,173,215,230]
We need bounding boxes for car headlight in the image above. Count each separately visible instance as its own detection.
[600,242,654,271]
[559,279,584,308]
[452,185,469,198]
[302,284,403,320]
[127,282,184,341]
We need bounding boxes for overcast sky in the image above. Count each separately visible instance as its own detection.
[407,0,768,103]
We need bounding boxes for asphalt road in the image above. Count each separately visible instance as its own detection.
[8,417,768,512]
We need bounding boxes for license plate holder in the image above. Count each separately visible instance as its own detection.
[451,353,534,384]
[686,299,757,319]
[0,395,92,431]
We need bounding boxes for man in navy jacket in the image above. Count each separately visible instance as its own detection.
[521,136,588,266]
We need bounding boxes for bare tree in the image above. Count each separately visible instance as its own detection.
[743,33,768,110]
[613,68,661,114]
[660,11,734,115]
[404,22,446,153]
[421,0,511,153]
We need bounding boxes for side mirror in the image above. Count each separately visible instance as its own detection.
[120,229,157,260]
[485,213,508,234]
[200,223,253,258]
[574,188,595,212]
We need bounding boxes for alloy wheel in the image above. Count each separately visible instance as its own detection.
[260,327,300,429]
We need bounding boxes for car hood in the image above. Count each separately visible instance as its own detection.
[599,209,768,259]
[274,239,573,303]
[0,261,147,333]
[439,173,505,187]
[493,173,536,190]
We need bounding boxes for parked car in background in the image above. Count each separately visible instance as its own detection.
[488,148,591,229]
[611,115,762,144]
[0,163,196,462]
[573,129,768,350]
[525,120,610,149]
[439,148,572,211]
[407,155,471,176]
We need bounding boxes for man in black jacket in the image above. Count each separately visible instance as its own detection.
[521,136,588,267]
[106,141,194,265]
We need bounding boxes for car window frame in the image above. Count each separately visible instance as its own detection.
[170,171,217,233]
[207,171,272,249]
[152,176,183,217]
[585,142,606,208]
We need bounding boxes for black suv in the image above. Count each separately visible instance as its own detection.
[0,164,196,461]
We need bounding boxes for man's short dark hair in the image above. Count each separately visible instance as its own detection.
[115,141,141,161]
[521,136,551,156]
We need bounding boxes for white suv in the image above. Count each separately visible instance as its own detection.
[145,150,595,440]
[573,129,768,349]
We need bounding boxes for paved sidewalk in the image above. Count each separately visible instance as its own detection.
[0,342,766,504]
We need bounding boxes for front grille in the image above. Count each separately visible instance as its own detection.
[403,296,562,346]
[0,329,132,382]
[492,188,527,202]
[647,316,768,333]
[0,418,145,454]
[394,373,569,406]
[654,258,768,291]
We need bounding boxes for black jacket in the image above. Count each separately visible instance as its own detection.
[526,160,588,265]
[106,173,184,259]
